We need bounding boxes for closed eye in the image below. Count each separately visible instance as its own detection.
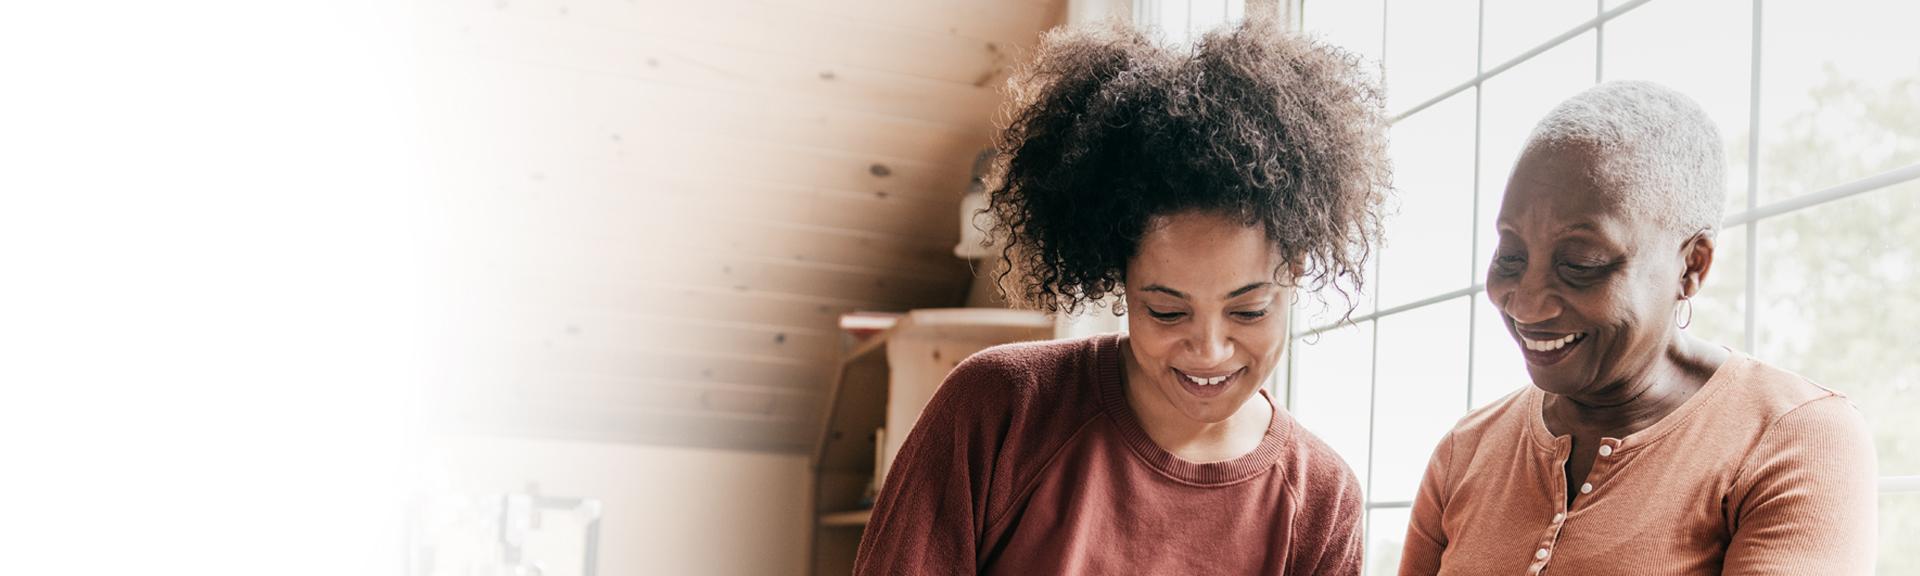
[1492,254,1525,275]
[1557,259,1614,283]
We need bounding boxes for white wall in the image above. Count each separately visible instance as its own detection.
[432,435,812,576]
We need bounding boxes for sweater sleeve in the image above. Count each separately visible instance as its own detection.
[1294,460,1367,576]
[1723,395,1878,576]
[852,354,1022,576]
[1398,429,1454,576]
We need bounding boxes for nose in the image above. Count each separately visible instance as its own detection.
[1186,317,1235,367]
[1497,265,1563,326]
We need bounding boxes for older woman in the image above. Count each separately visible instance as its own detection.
[1399,81,1877,575]
[853,20,1390,576]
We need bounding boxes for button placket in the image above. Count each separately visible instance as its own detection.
[1534,438,1574,574]
[1580,438,1623,500]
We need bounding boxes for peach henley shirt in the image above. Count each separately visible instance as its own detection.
[1399,351,1877,576]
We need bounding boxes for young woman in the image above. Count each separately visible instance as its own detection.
[855,19,1391,575]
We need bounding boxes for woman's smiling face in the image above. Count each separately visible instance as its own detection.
[1487,145,1705,398]
[1124,210,1293,424]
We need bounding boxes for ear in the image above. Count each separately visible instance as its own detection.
[1679,231,1716,299]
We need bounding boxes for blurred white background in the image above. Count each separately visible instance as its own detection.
[2,1,429,574]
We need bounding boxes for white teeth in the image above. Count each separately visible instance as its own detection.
[1182,372,1234,386]
[1521,333,1580,352]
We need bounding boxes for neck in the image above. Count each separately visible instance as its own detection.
[1549,330,1726,437]
[1121,344,1271,462]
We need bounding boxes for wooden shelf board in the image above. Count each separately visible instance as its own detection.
[818,509,873,527]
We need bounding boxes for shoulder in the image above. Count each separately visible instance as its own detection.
[1692,354,1872,464]
[1282,414,1359,485]
[919,335,1121,529]
[914,333,1118,457]
[1284,413,1364,505]
[1721,355,1871,454]
[1277,411,1368,572]
[1442,386,1537,454]
[1716,354,1855,420]
[1719,357,1876,543]
[947,335,1100,385]
[1274,408,1367,514]
[934,334,1111,411]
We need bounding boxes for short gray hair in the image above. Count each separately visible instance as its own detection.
[1523,81,1726,240]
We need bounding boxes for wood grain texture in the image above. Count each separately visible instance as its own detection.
[418,0,1061,451]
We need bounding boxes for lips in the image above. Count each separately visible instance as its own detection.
[1514,329,1585,366]
[1172,367,1244,399]
[1520,332,1582,351]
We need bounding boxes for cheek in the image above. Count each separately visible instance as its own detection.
[1238,323,1290,364]
[1483,279,1514,311]
[1578,283,1653,341]
[1125,321,1177,366]
[1484,265,1507,287]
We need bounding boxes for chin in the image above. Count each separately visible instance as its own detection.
[1524,365,1593,397]
[1176,405,1240,424]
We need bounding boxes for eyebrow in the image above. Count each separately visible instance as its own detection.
[1557,222,1601,235]
[1141,282,1275,300]
[1496,221,1602,238]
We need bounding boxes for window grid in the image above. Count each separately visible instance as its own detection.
[1744,0,1761,355]
[1289,0,1920,519]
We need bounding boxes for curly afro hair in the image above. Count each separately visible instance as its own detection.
[986,19,1390,316]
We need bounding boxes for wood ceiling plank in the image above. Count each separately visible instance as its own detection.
[525,182,969,247]
[459,244,964,308]
[413,0,1054,453]
[462,371,822,421]
[419,0,1029,87]
[420,117,980,214]
[418,3,1014,127]
[416,56,995,173]
[443,400,820,453]
[752,0,1055,46]
[447,341,834,393]
[460,278,904,332]
[493,309,842,363]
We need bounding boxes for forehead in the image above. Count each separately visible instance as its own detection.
[1129,211,1286,288]
[1498,146,1638,236]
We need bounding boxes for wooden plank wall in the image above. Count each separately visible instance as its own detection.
[416,0,1064,452]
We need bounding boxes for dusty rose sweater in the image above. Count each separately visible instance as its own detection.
[1399,352,1878,575]
[853,333,1364,575]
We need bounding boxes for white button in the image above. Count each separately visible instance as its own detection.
[1553,513,1565,523]
[1536,548,1550,560]
[1598,445,1614,457]
[1580,483,1594,494]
